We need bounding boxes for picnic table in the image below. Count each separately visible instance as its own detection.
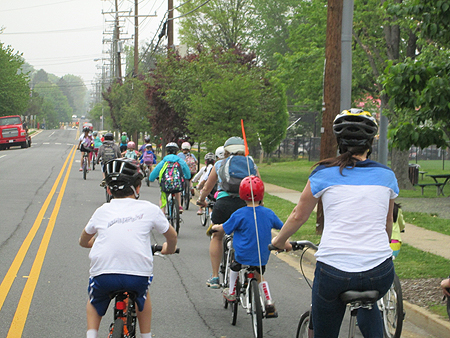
[415,174,450,196]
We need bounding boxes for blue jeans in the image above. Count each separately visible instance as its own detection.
[311,258,394,338]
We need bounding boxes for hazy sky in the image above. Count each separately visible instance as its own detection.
[0,0,173,89]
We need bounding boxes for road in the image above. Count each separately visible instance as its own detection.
[0,129,436,337]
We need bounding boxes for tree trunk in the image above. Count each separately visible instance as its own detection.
[390,148,413,190]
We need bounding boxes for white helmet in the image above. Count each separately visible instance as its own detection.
[181,142,191,150]
[215,146,225,160]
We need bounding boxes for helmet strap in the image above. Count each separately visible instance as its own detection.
[131,185,140,199]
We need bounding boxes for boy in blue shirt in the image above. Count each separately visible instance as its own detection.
[211,176,283,318]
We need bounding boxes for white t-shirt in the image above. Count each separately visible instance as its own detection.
[199,164,214,182]
[84,198,170,277]
[309,160,399,272]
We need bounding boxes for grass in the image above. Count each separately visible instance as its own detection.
[261,159,450,280]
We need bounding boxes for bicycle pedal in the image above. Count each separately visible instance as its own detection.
[265,311,278,318]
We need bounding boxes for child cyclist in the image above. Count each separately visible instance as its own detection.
[210,176,284,318]
[79,158,178,338]
[122,141,140,160]
[149,142,191,214]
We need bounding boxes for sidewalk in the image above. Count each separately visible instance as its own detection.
[265,182,450,337]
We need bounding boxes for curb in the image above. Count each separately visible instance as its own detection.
[270,234,450,337]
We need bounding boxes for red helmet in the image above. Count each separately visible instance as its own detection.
[239,176,264,202]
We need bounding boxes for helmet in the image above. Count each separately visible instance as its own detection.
[104,132,114,141]
[215,146,225,160]
[127,141,135,149]
[105,158,143,191]
[333,109,378,149]
[181,142,191,150]
[145,143,152,148]
[122,132,127,135]
[224,136,245,154]
[204,152,215,161]
[165,142,179,154]
[144,136,151,143]
[239,176,264,202]
[82,127,90,132]
[93,131,98,136]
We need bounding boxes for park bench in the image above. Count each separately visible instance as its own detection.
[414,182,445,196]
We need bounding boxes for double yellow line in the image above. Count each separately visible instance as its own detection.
[0,145,76,337]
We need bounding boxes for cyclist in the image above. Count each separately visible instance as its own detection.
[138,135,151,153]
[211,176,283,318]
[194,152,216,215]
[122,141,140,160]
[271,108,399,338]
[149,142,191,214]
[77,127,94,171]
[196,136,259,289]
[178,141,198,196]
[79,158,177,338]
[92,131,103,168]
[97,132,122,180]
[119,132,128,153]
[140,143,157,175]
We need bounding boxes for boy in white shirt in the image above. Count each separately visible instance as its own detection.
[79,158,177,338]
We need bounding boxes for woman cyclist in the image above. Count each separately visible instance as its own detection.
[78,127,94,171]
[272,109,399,338]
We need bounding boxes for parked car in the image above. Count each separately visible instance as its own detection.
[0,115,31,150]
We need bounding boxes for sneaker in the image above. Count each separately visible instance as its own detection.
[191,188,195,196]
[100,180,106,187]
[197,209,203,215]
[206,276,220,289]
[265,300,278,318]
[79,168,83,171]
[179,206,183,214]
[222,288,236,302]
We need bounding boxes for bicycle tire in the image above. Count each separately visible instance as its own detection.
[111,318,124,338]
[380,274,403,338]
[231,280,240,326]
[249,279,263,338]
[200,209,208,227]
[184,180,190,210]
[92,153,96,170]
[169,195,180,234]
[83,157,87,180]
[296,311,311,338]
[146,169,150,187]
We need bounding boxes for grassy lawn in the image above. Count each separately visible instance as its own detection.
[261,160,450,280]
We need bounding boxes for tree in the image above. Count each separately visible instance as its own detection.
[0,42,30,117]
[33,82,73,125]
[60,75,88,117]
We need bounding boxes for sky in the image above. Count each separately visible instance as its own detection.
[0,0,175,90]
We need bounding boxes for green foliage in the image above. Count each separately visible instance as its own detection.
[33,82,72,127]
[0,42,30,117]
[403,211,450,236]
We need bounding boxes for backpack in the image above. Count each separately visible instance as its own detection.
[218,155,257,194]
[121,135,127,144]
[143,151,154,164]
[185,153,197,174]
[83,137,94,151]
[102,143,116,163]
[124,150,138,160]
[160,161,184,193]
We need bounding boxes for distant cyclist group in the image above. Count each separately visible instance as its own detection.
[78,108,441,338]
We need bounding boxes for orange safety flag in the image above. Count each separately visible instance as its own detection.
[241,119,249,156]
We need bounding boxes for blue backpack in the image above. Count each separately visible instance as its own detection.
[218,155,256,194]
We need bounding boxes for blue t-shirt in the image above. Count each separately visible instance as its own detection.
[223,206,283,266]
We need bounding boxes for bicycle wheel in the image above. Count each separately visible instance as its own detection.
[231,279,240,326]
[296,311,311,338]
[184,180,190,210]
[200,209,208,227]
[111,318,123,338]
[146,169,150,186]
[169,195,180,234]
[380,274,404,338]
[249,279,263,338]
[92,153,96,170]
[83,157,87,180]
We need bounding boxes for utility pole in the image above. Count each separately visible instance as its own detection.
[168,0,174,50]
[316,0,343,235]
[134,0,139,76]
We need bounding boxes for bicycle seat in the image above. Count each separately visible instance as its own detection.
[340,290,379,305]
[109,290,138,300]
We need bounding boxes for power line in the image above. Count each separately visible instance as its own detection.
[0,0,77,12]
[2,26,103,35]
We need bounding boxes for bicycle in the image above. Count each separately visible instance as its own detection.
[107,244,180,338]
[91,151,97,171]
[268,241,404,338]
[199,198,215,227]
[166,191,181,234]
[180,179,191,210]
[219,233,268,338]
[82,151,89,180]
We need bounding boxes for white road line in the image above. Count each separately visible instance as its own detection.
[0,155,6,159]
[43,142,50,144]
[55,143,61,145]
[48,131,55,137]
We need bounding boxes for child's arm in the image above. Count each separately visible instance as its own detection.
[161,225,178,255]
[211,224,224,233]
[79,229,96,248]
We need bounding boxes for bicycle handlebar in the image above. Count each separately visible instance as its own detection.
[268,240,318,252]
[151,244,180,255]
